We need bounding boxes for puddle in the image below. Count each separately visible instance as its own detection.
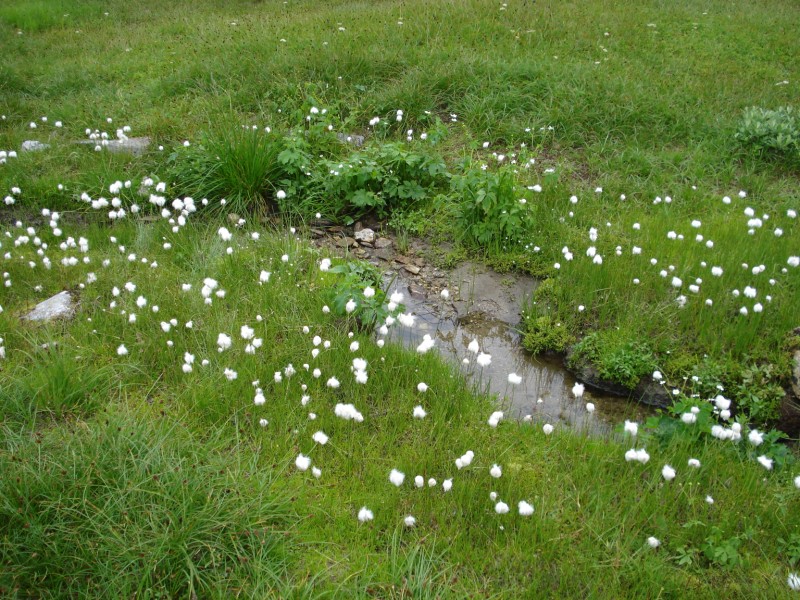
[385,268,656,434]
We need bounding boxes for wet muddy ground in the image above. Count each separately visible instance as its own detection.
[386,268,655,434]
[313,226,657,434]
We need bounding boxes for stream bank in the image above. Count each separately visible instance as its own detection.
[311,224,658,433]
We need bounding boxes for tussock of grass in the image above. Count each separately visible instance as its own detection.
[0,412,294,598]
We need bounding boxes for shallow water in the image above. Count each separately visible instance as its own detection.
[386,273,656,434]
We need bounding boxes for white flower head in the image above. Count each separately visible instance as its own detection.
[518,501,534,516]
[757,455,773,470]
[295,454,311,471]
[389,469,405,487]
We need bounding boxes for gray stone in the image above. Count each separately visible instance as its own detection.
[354,228,375,244]
[335,236,356,248]
[75,137,151,156]
[336,132,365,147]
[374,238,393,249]
[21,140,50,152]
[408,283,426,299]
[23,291,75,322]
[792,350,800,399]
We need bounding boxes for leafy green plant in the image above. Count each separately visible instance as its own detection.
[521,279,575,354]
[570,332,657,390]
[598,341,658,389]
[522,315,574,354]
[452,165,529,247]
[735,106,800,158]
[315,142,449,220]
[778,533,800,568]
[701,526,746,569]
[734,363,786,425]
[672,545,701,568]
[328,260,400,329]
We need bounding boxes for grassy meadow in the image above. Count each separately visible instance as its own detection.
[1,0,800,597]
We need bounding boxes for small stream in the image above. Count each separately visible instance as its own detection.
[385,265,656,434]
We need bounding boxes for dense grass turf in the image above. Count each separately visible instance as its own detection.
[1,0,800,596]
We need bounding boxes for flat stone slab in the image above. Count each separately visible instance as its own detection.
[75,137,151,156]
[354,228,375,244]
[21,140,50,152]
[23,291,76,322]
[336,132,365,147]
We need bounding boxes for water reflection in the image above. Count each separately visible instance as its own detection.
[386,276,655,434]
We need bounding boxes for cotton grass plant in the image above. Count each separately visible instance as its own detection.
[2,0,800,595]
[0,198,798,596]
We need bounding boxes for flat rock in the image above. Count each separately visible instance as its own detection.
[23,291,75,322]
[336,132,365,147]
[403,264,421,275]
[75,137,151,156]
[354,228,375,244]
[21,140,50,152]
[408,284,426,299]
[374,249,393,261]
[335,236,356,248]
[374,238,393,249]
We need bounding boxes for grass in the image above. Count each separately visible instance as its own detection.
[1,0,800,595]
[0,219,798,597]
[2,0,799,417]
[0,411,295,598]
